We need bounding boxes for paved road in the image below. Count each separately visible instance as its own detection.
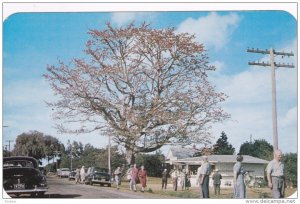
[43,176,154,199]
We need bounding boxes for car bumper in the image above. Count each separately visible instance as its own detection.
[5,187,48,194]
[91,179,112,184]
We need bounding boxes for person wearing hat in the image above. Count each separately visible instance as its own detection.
[212,169,222,196]
[233,155,246,198]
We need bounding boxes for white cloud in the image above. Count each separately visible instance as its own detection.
[177,12,241,50]
[277,106,297,154]
[111,12,157,27]
[4,79,52,108]
[4,79,56,143]
[111,12,136,26]
[280,107,297,128]
[210,67,272,105]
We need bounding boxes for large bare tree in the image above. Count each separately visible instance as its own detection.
[44,23,229,164]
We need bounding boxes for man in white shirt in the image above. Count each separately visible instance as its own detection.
[196,156,211,198]
[266,150,285,198]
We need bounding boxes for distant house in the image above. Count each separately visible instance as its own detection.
[166,146,198,162]
[165,147,269,187]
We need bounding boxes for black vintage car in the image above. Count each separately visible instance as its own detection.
[3,156,48,197]
[68,171,76,180]
[85,171,112,187]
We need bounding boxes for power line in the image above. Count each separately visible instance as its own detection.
[247,48,295,151]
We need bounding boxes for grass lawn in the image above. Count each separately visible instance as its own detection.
[117,177,297,199]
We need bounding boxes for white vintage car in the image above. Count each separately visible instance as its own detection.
[59,168,71,178]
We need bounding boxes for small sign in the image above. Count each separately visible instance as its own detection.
[14,183,25,189]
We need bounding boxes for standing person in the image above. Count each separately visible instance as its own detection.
[185,170,191,190]
[130,164,139,192]
[126,165,133,190]
[114,166,122,190]
[75,166,81,184]
[138,165,148,192]
[179,169,186,190]
[212,169,222,196]
[161,169,168,189]
[233,155,246,198]
[80,166,86,184]
[266,150,286,198]
[170,167,179,191]
[196,156,211,198]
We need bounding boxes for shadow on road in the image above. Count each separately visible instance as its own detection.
[44,193,82,198]
[8,194,82,199]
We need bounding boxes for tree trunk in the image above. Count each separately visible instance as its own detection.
[125,150,136,165]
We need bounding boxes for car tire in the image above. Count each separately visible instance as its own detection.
[36,192,45,198]
[108,184,111,187]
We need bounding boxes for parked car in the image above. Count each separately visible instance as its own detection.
[85,171,112,187]
[68,171,76,180]
[59,168,70,178]
[84,167,107,179]
[3,156,48,197]
[56,169,61,176]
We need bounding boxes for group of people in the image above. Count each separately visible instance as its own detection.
[114,164,148,192]
[195,149,286,199]
[168,168,191,191]
[233,149,285,199]
[76,149,286,199]
[74,165,87,184]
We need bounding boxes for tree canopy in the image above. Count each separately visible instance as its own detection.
[283,153,297,187]
[135,152,165,177]
[60,141,126,171]
[13,130,62,161]
[239,139,273,161]
[44,23,229,163]
[213,131,235,155]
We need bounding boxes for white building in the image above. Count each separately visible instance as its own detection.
[165,147,269,187]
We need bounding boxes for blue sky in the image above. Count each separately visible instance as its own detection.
[3,7,297,155]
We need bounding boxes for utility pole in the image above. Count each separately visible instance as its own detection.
[247,48,294,151]
[53,150,61,168]
[108,135,111,175]
[70,145,73,171]
[6,140,14,156]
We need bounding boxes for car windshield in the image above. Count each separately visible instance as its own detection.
[3,160,34,168]
[93,168,108,173]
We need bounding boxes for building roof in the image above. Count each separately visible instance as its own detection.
[177,155,269,164]
[167,147,198,160]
